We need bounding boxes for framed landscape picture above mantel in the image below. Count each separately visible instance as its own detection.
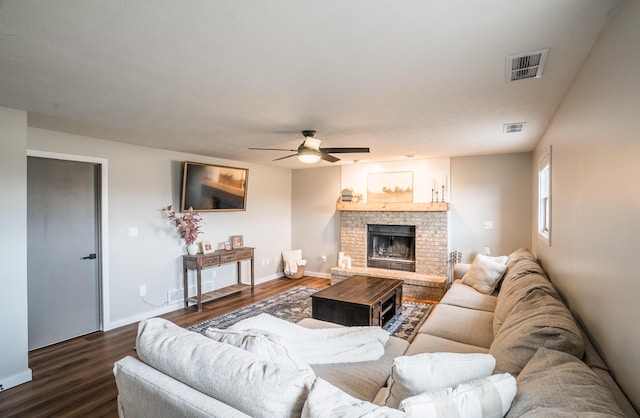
[367,171,413,203]
[181,161,248,212]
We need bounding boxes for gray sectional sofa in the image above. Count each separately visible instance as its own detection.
[114,248,638,417]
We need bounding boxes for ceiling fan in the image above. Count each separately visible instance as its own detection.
[249,130,370,163]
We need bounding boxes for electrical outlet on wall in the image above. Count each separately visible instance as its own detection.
[167,289,182,304]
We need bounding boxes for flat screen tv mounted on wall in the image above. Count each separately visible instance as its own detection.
[181,161,248,212]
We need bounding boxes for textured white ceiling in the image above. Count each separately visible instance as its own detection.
[0,0,621,168]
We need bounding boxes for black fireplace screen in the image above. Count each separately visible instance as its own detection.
[367,224,416,272]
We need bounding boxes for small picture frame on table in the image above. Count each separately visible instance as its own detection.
[230,235,244,249]
[224,241,232,250]
[201,241,215,254]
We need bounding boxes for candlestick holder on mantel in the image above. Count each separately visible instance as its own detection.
[432,176,449,203]
[431,188,448,203]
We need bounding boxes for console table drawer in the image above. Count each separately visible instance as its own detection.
[202,255,220,267]
[236,249,254,260]
[220,253,237,263]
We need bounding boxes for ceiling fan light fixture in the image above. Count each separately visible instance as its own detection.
[298,148,321,163]
[303,136,321,151]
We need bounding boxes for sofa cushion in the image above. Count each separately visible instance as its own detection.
[204,327,310,370]
[309,335,409,402]
[399,373,517,418]
[297,317,410,402]
[384,352,496,409]
[592,368,640,418]
[462,254,508,294]
[418,303,494,349]
[493,273,561,335]
[500,249,549,293]
[439,282,498,312]
[405,333,490,356]
[504,248,541,272]
[490,289,584,376]
[302,378,406,418]
[136,318,315,418]
[506,347,625,417]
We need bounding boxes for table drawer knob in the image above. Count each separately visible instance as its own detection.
[237,250,253,259]
[203,256,220,266]
[220,254,237,263]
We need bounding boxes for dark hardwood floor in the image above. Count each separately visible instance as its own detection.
[0,277,330,417]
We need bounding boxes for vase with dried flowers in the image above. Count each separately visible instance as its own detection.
[161,205,204,255]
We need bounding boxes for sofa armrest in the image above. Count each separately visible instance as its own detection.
[453,263,471,281]
[114,356,251,418]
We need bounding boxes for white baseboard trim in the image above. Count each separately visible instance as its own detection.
[304,270,331,279]
[104,274,284,331]
[1,368,32,392]
[104,303,180,331]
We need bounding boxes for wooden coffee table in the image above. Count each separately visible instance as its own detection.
[311,275,403,327]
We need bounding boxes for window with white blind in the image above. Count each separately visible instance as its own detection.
[538,147,551,244]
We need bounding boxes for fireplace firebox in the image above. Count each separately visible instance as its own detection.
[367,224,416,272]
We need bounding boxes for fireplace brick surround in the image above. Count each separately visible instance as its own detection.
[332,204,448,300]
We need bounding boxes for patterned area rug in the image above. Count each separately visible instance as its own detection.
[187,285,433,341]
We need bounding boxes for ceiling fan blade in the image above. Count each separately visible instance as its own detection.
[320,147,370,154]
[273,154,297,161]
[249,147,298,152]
[321,153,340,163]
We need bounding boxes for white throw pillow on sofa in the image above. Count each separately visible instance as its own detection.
[384,352,496,409]
[462,254,508,294]
[399,373,517,418]
[303,378,407,418]
[204,327,310,370]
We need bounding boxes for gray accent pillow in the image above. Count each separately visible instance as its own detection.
[490,289,584,376]
[506,347,625,417]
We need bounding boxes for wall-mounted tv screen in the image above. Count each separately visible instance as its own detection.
[181,161,248,212]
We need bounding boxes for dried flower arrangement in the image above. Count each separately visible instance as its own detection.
[161,205,203,245]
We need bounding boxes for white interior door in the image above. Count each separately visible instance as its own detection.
[27,156,101,350]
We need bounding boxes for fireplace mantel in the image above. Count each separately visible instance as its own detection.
[336,202,449,212]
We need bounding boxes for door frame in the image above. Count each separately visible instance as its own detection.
[27,150,110,331]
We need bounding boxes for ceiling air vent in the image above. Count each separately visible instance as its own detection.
[503,122,525,133]
[506,49,549,82]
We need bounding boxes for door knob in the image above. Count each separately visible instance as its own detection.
[82,253,97,260]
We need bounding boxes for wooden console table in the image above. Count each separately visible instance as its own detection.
[182,247,254,311]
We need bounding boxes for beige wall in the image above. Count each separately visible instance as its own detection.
[0,106,32,390]
[27,127,292,329]
[292,155,532,275]
[450,153,532,262]
[532,0,640,409]
[291,166,341,276]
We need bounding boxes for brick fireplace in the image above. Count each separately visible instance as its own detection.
[338,206,448,276]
